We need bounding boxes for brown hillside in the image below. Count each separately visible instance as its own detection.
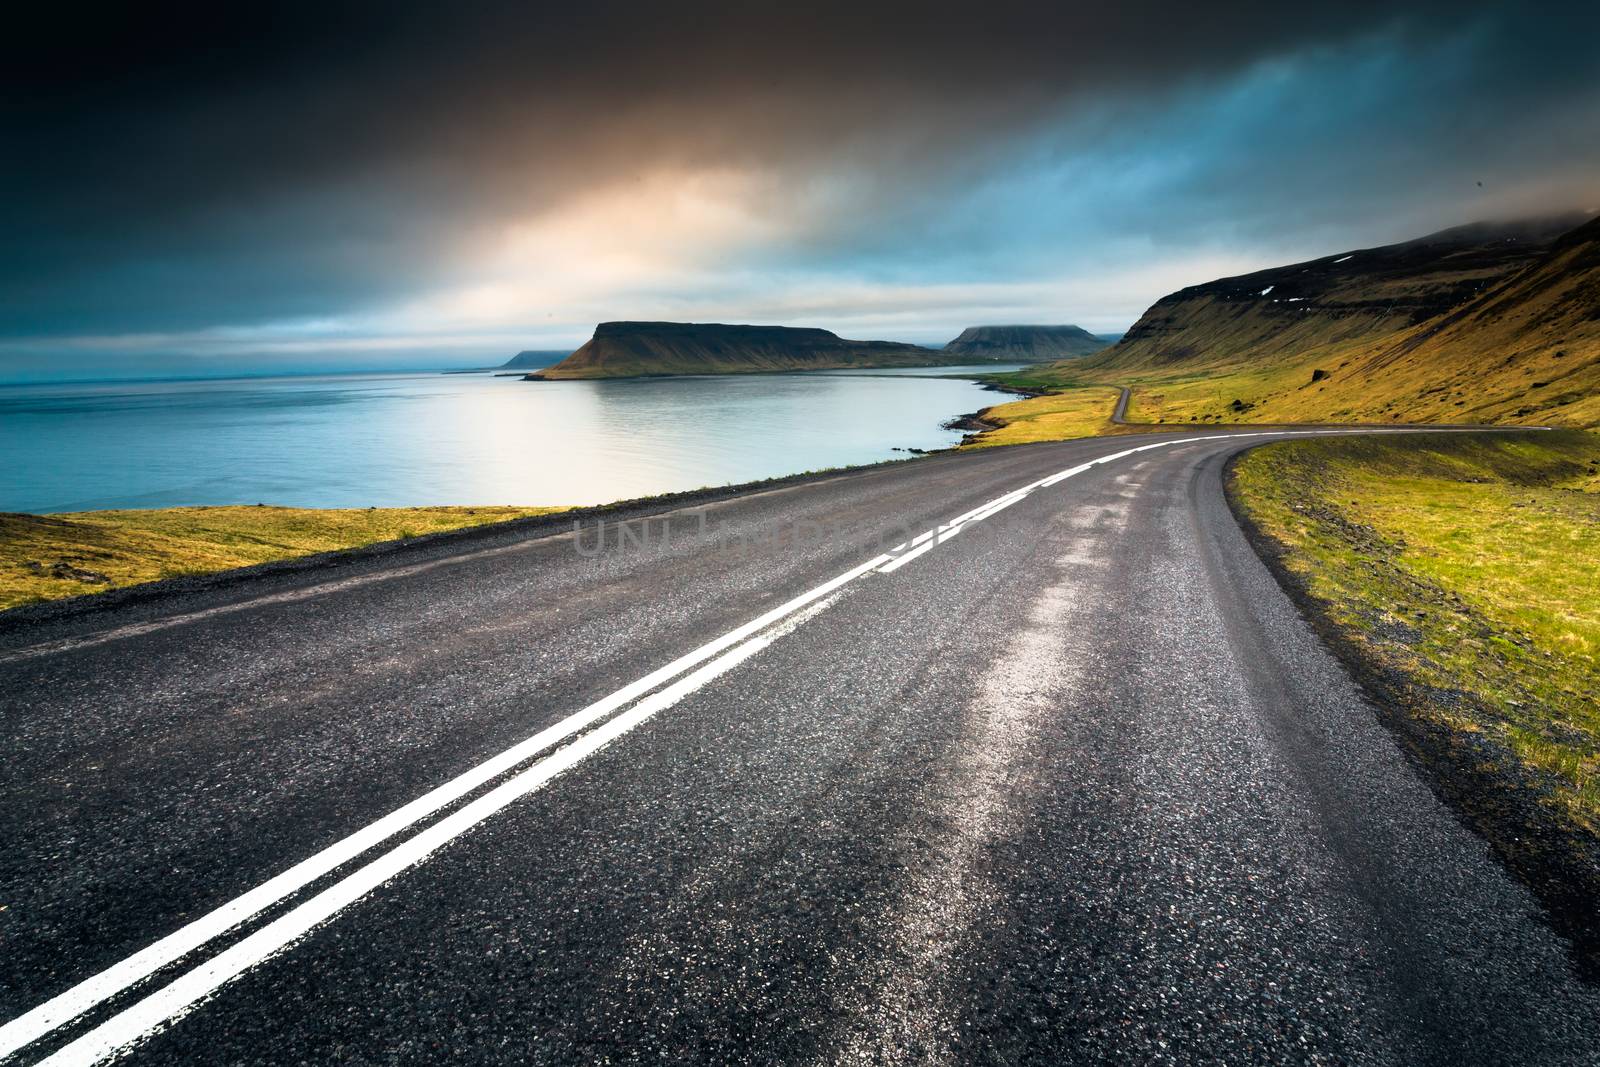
[1086,215,1587,375]
[1322,215,1600,425]
[1004,213,1600,428]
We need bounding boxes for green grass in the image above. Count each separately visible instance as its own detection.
[1230,430,1600,829]
[0,505,568,611]
[983,358,1377,428]
[978,219,1600,433]
[965,368,1278,445]
[957,385,1132,448]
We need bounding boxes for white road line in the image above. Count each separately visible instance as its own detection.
[874,440,1203,572]
[35,612,825,1067]
[873,430,1445,573]
[0,427,1429,1063]
[0,556,889,1062]
[878,538,938,574]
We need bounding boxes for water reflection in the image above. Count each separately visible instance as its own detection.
[0,367,1020,512]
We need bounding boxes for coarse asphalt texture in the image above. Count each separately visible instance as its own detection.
[2,430,1597,1065]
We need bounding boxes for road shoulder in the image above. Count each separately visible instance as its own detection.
[1223,434,1600,979]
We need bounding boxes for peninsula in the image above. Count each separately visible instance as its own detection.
[527,321,997,380]
[942,324,1106,361]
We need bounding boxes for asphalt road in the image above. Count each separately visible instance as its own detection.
[3,430,1597,1065]
[1111,387,1131,423]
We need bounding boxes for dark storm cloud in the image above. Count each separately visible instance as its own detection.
[2,1,1597,364]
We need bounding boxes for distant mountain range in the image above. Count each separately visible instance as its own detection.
[514,322,1104,379]
[1074,211,1600,426]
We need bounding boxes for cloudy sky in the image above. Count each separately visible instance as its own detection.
[3,1,1598,381]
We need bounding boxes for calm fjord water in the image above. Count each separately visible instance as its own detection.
[0,367,1019,512]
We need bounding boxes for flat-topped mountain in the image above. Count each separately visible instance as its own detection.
[943,325,1105,361]
[528,321,987,380]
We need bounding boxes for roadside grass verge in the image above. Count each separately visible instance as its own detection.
[981,346,1600,430]
[960,369,1291,447]
[1229,430,1600,968]
[958,384,1130,448]
[0,505,568,611]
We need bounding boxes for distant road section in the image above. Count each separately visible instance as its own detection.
[3,431,1597,1064]
[1112,385,1131,423]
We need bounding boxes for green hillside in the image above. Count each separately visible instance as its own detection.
[981,213,1600,431]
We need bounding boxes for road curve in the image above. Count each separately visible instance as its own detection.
[2,431,1596,1065]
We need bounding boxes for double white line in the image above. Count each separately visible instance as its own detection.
[2,430,1310,1065]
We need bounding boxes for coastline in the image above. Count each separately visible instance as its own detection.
[3,367,1037,614]
[0,452,950,628]
[3,367,997,515]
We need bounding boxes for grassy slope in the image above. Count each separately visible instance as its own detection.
[979,215,1600,433]
[1230,432,1600,829]
[957,385,1132,448]
[0,506,566,611]
[1342,220,1600,427]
